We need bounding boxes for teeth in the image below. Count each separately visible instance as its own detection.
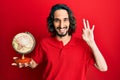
[60,29,65,32]
[60,29,65,30]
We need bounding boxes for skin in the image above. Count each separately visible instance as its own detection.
[82,19,108,71]
[12,9,108,71]
[53,9,71,45]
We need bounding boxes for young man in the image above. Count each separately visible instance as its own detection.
[12,4,108,80]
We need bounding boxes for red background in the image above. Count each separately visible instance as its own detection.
[0,0,120,80]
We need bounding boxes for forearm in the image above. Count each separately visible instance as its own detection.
[87,41,108,71]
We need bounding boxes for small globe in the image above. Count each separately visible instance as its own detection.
[12,32,36,54]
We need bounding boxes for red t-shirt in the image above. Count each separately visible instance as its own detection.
[32,36,95,80]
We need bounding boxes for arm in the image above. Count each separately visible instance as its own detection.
[82,19,108,71]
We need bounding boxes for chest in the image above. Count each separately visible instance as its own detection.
[42,44,87,65]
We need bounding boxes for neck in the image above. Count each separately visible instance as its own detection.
[56,34,71,46]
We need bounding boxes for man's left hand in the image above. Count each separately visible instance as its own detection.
[82,19,95,45]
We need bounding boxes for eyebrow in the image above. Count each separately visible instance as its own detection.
[54,17,69,20]
[64,18,69,20]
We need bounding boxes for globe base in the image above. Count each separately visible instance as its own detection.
[15,57,31,64]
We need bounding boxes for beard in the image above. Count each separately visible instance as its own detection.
[55,26,69,37]
[56,31,68,37]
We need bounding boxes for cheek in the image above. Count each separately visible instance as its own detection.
[66,21,70,26]
[53,22,59,28]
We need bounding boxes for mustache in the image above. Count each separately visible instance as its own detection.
[56,26,67,29]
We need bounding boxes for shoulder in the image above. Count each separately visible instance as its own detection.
[72,36,92,54]
[39,36,55,45]
[72,36,86,45]
[72,36,90,48]
[41,37,51,42]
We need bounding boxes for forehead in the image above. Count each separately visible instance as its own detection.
[54,9,69,18]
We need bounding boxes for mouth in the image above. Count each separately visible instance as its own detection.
[59,28,66,33]
[56,27,68,37]
[57,27,67,32]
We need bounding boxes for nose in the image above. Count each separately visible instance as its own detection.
[59,21,64,28]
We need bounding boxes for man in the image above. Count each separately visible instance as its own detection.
[12,4,108,80]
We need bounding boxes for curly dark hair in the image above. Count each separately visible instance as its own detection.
[47,4,76,36]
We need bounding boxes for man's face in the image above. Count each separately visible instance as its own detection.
[53,9,70,37]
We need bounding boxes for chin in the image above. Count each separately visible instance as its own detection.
[57,33,68,37]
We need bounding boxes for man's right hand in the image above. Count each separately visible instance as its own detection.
[11,57,38,68]
[11,57,30,68]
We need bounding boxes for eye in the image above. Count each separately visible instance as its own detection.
[64,18,69,21]
[54,18,60,22]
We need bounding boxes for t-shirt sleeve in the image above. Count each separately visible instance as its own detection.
[81,39,95,66]
[32,42,45,64]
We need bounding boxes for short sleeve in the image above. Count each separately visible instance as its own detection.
[79,39,95,66]
[32,42,45,64]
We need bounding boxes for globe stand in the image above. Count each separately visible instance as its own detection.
[15,54,31,64]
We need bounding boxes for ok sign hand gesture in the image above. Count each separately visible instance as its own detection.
[82,19,95,45]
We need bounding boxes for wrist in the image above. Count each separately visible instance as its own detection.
[86,40,96,48]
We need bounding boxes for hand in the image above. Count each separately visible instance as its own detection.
[11,57,30,68]
[82,19,95,44]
